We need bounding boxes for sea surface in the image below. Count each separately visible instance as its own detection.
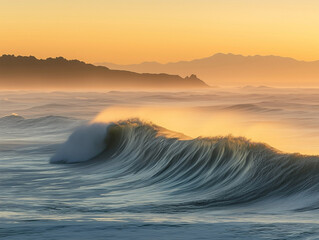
[1,87,319,240]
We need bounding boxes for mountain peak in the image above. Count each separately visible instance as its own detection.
[97,53,319,87]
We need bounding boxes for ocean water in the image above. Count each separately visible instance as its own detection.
[1,88,319,240]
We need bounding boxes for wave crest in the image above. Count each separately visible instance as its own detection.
[50,119,319,207]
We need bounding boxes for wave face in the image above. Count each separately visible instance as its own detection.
[51,119,319,208]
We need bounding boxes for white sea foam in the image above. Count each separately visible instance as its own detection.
[50,123,108,163]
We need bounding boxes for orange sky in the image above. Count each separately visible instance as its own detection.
[1,0,318,64]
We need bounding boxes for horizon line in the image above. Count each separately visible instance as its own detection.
[2,52,319,66]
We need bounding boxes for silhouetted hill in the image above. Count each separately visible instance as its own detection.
[0,55,208,89]
[97,53,319,87]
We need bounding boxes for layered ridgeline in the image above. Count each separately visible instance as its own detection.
[97,53,319,87]
[51,119,319,209]
[0,55,208,89]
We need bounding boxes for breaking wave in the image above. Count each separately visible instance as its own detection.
[50,119,319,208]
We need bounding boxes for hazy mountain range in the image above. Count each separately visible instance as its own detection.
[96,53,319,87]
[0,55,208,90]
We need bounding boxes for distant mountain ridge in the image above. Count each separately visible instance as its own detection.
[0,55,208,89]
[96,53,319,86]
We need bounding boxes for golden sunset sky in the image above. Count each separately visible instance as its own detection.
[1,0,318,64]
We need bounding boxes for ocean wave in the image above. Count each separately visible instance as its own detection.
[0,114,80,127]
[50,119,319,207]
[222,103,281,113]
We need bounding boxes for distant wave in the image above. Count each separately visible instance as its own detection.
[0,114,80,127]
[222,104,281,113]
[50,119,319,208]
[198,104,282,114]
[0,113,25,123]
[27,103,74,110]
